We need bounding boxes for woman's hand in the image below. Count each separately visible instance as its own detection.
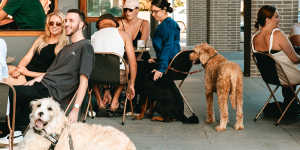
[126,83,135,100]
[152,69,163,81]
[17,66,29,75]
[25,73,45,86]
[11,68,21,78]
[148,58,156,63]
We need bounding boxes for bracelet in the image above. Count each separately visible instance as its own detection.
[74,104,80,109]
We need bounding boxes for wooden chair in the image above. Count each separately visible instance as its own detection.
[0,82,16,150]
[164,50,202,121]
[86,52,133,125]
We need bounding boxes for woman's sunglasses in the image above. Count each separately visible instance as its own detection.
[123,8,137,12]
[49,21,62,27]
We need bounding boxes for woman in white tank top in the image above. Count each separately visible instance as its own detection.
[252,5,300,84]
[252,5,300,110]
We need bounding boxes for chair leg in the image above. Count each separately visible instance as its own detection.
[175,81,196,114]
[275,88,300,126]
[122,97,128,125]
[267,85,282,114]
[130,100,134,114]
[254,85,280,121]
[82,93,92,122]
[275,97,296,126]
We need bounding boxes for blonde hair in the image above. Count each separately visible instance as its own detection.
[35,10,69,54]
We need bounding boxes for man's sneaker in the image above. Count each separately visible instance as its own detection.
[0,131,23,146]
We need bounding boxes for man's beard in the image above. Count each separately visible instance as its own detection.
[66,24,80,36]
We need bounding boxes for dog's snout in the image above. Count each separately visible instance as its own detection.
[38,112,44,117]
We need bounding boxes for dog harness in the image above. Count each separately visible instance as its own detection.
[33,127,74,150]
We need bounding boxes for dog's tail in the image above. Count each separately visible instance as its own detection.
[229,73,238,110]
[229,69,243,110]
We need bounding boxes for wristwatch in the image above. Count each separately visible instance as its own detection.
[74,104,80,109]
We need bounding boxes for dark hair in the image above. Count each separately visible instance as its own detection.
[151,0,173,13]
[255,5,276,29]
[67,9,87,27]
[96,14,119,30]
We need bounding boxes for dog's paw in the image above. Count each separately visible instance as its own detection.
[234,123,244,131]
[205,118,215,124]
[215,125,226,132]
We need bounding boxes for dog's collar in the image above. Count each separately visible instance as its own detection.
[33,128,60,149]
[202,53,218,68]
[33,126,74,150]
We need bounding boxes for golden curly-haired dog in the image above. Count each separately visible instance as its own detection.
[189,43,244,132]
[16,97,136,150]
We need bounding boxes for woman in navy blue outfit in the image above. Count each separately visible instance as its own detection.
[141,0,188,122]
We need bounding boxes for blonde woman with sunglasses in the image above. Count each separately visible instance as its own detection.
[7,10,68,85]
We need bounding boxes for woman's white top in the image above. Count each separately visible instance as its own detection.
[91,27,125,70]
[0,38,9,115]
[252,28,300,85]
[290,23,300,37]
[0,38,8,80]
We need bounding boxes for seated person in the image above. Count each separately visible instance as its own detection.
[139,0,186,122]
[7,11,68,85]
[290,23,300,54]
[252,5,300,114]
[0,9,94,142]
[0,0,46,29]
[91,13,137,112]
[117,0,150,113]
[117,0,150,59]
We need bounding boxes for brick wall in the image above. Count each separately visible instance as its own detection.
[187,0,207,46]
[187,0,240,51]
[250,0,298,77]
[209,0,240,51]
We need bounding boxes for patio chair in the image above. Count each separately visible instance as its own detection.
[0,82,16,150]
[86,52,133,125]
[252,52,300,125]
[164,50,202,122]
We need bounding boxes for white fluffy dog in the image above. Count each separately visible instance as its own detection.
[16,97,136,150]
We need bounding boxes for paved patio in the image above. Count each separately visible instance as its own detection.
[1,52,300,150]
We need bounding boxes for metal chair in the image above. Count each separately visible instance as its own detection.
[164,50,202,122]
[86,52,133,125]
[0,82,16,150]
[252,52,300,125]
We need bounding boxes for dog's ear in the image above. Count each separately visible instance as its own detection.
[200,43,217,56]
[193,44,202,54]
[30,100,41,109]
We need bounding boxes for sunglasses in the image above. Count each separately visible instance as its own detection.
[123,8,136,12]
[49,21,62,27]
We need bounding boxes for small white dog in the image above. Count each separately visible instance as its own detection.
[16,97,136,150]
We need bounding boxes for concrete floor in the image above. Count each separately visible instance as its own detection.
[1,52,300,150]
[87,74,300,150]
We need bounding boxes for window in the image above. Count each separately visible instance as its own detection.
[80,0,122,23]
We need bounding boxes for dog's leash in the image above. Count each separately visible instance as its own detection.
[167,66,204,75]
